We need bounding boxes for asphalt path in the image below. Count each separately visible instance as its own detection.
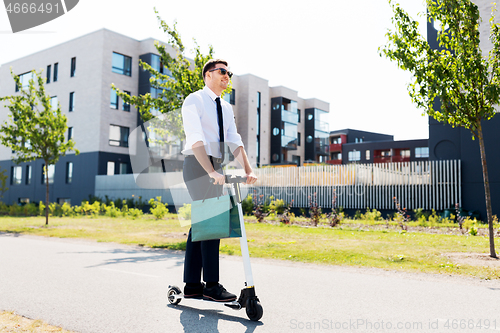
[1,233,500,333]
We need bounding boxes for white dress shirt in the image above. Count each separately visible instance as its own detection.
[181,86,244,158]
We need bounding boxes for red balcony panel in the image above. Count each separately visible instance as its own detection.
[327,159,342,165]
[329,143,342,152]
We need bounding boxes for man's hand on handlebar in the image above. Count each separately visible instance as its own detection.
[208,171,225,185]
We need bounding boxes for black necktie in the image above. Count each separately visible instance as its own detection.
[215,97,224,161]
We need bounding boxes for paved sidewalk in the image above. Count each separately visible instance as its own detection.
[1,233,500,333]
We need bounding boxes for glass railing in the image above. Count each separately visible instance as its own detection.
[282,134,298,150]
[315,120,329,132]
[315,144,329,155]
[282,109,299,124]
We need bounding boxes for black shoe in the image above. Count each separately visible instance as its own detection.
[184,282,205,299]
[203,283,237,302]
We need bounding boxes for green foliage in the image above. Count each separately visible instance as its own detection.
[149,196,169,219]
[0,168,8,200]
[178,203,191,220]
[269,198,287,215]
[0,69,79,225]
[354,210,362,220]
[241,194,253,216]
[308,193,322,226]
[362,208,383,222]
[61,202,74,217]
[252,192,268,223]
[38,201,45,216]
[380,0,500,256]
[112,8,231,151]
[128,208,144,220]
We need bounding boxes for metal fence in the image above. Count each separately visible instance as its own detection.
[247,160,461,211]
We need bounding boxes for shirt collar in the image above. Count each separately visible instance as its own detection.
[204,85,220,102]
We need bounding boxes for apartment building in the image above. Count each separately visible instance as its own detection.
[0,29,329,205]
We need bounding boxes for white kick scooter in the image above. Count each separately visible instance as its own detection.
[167,175,263,321]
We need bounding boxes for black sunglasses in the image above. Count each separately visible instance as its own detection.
[208,67,233,78]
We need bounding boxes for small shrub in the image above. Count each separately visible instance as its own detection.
[252,192,268,223]
[178,203,191,220]
[149,196,169,219]
[428,209,440,226]
[308,192,322,227]
[241,194,253,216]
[39,201,45,216]
[269,198,286,215]
[393,197,410,231]
[362,208,382,222]
[354,210,362,220]
[279,200,293,224]
[128,208,143,219]
[327,191,342,227]
[105,202,120,218]
[61,202,74,217]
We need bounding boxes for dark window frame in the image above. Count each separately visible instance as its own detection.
[66,162,73,184]
[53,63,58,82]
[69,92,74,111]
[46,65,51,84]
[109,125,129,147]
[70,57,76,77]
[112,52,132,76]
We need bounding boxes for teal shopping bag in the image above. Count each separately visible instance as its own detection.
[191,195,242,242]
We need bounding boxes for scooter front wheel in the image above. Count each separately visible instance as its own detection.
[167,286,182,305]
[246,298,263,321]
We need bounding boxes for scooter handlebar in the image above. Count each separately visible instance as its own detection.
[209,175,247,184]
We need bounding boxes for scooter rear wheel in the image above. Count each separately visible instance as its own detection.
[167,286,182,305]
[246,299,263,321]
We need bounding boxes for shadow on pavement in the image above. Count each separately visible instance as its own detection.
[58,247,186,268]
[167,303,263,333]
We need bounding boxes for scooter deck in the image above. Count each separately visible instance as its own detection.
[170,292,241,309]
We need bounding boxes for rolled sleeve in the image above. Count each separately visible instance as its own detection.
[225,106,244,153]
[182,100,206,152]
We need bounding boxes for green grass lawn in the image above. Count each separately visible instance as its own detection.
[1,214,499,279]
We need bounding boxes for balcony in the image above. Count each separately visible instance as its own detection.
[329,143,342,152]
[315,144,329,155]
[282,134,298,150]
[374,156,410,163]
[282,109,299,124]
[327,159,342,165]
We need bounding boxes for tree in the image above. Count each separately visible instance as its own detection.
[380,0,500,257]
[0,69,79,225]
[113,8,232,148]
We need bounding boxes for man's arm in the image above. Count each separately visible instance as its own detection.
[233,146,257,185]
[192,141,225,185]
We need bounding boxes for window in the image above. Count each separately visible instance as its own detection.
[223,89,236,105]
[11,166,22,185]
[41,164,55,184]
[112,52,132,76]
[298,132,301,146]
[110,88,118,109]
[123,91,130,111]
[15,72,35,92]
[54,63,58,82]
[109,125,129,147]
[331,137,342,144]
[25,165,32,185]
[70,57,76,77]
[58,198,71,205]
[68,127,73,141]
[46,65,51,84]
[66,162,73,183]
[107,161,115,175]
[331,152,342,160]
[401,149,411,158]
[415,147,429,158]
[366,150,370,160]
[119,163,128,174]
[348,150,361,161]
[50,96,58,110]
[19,198,30,204]
[69,92,74,111]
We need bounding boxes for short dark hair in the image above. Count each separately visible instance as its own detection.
[202,59,228,80]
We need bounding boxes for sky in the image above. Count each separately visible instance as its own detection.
[0,0,428,141]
